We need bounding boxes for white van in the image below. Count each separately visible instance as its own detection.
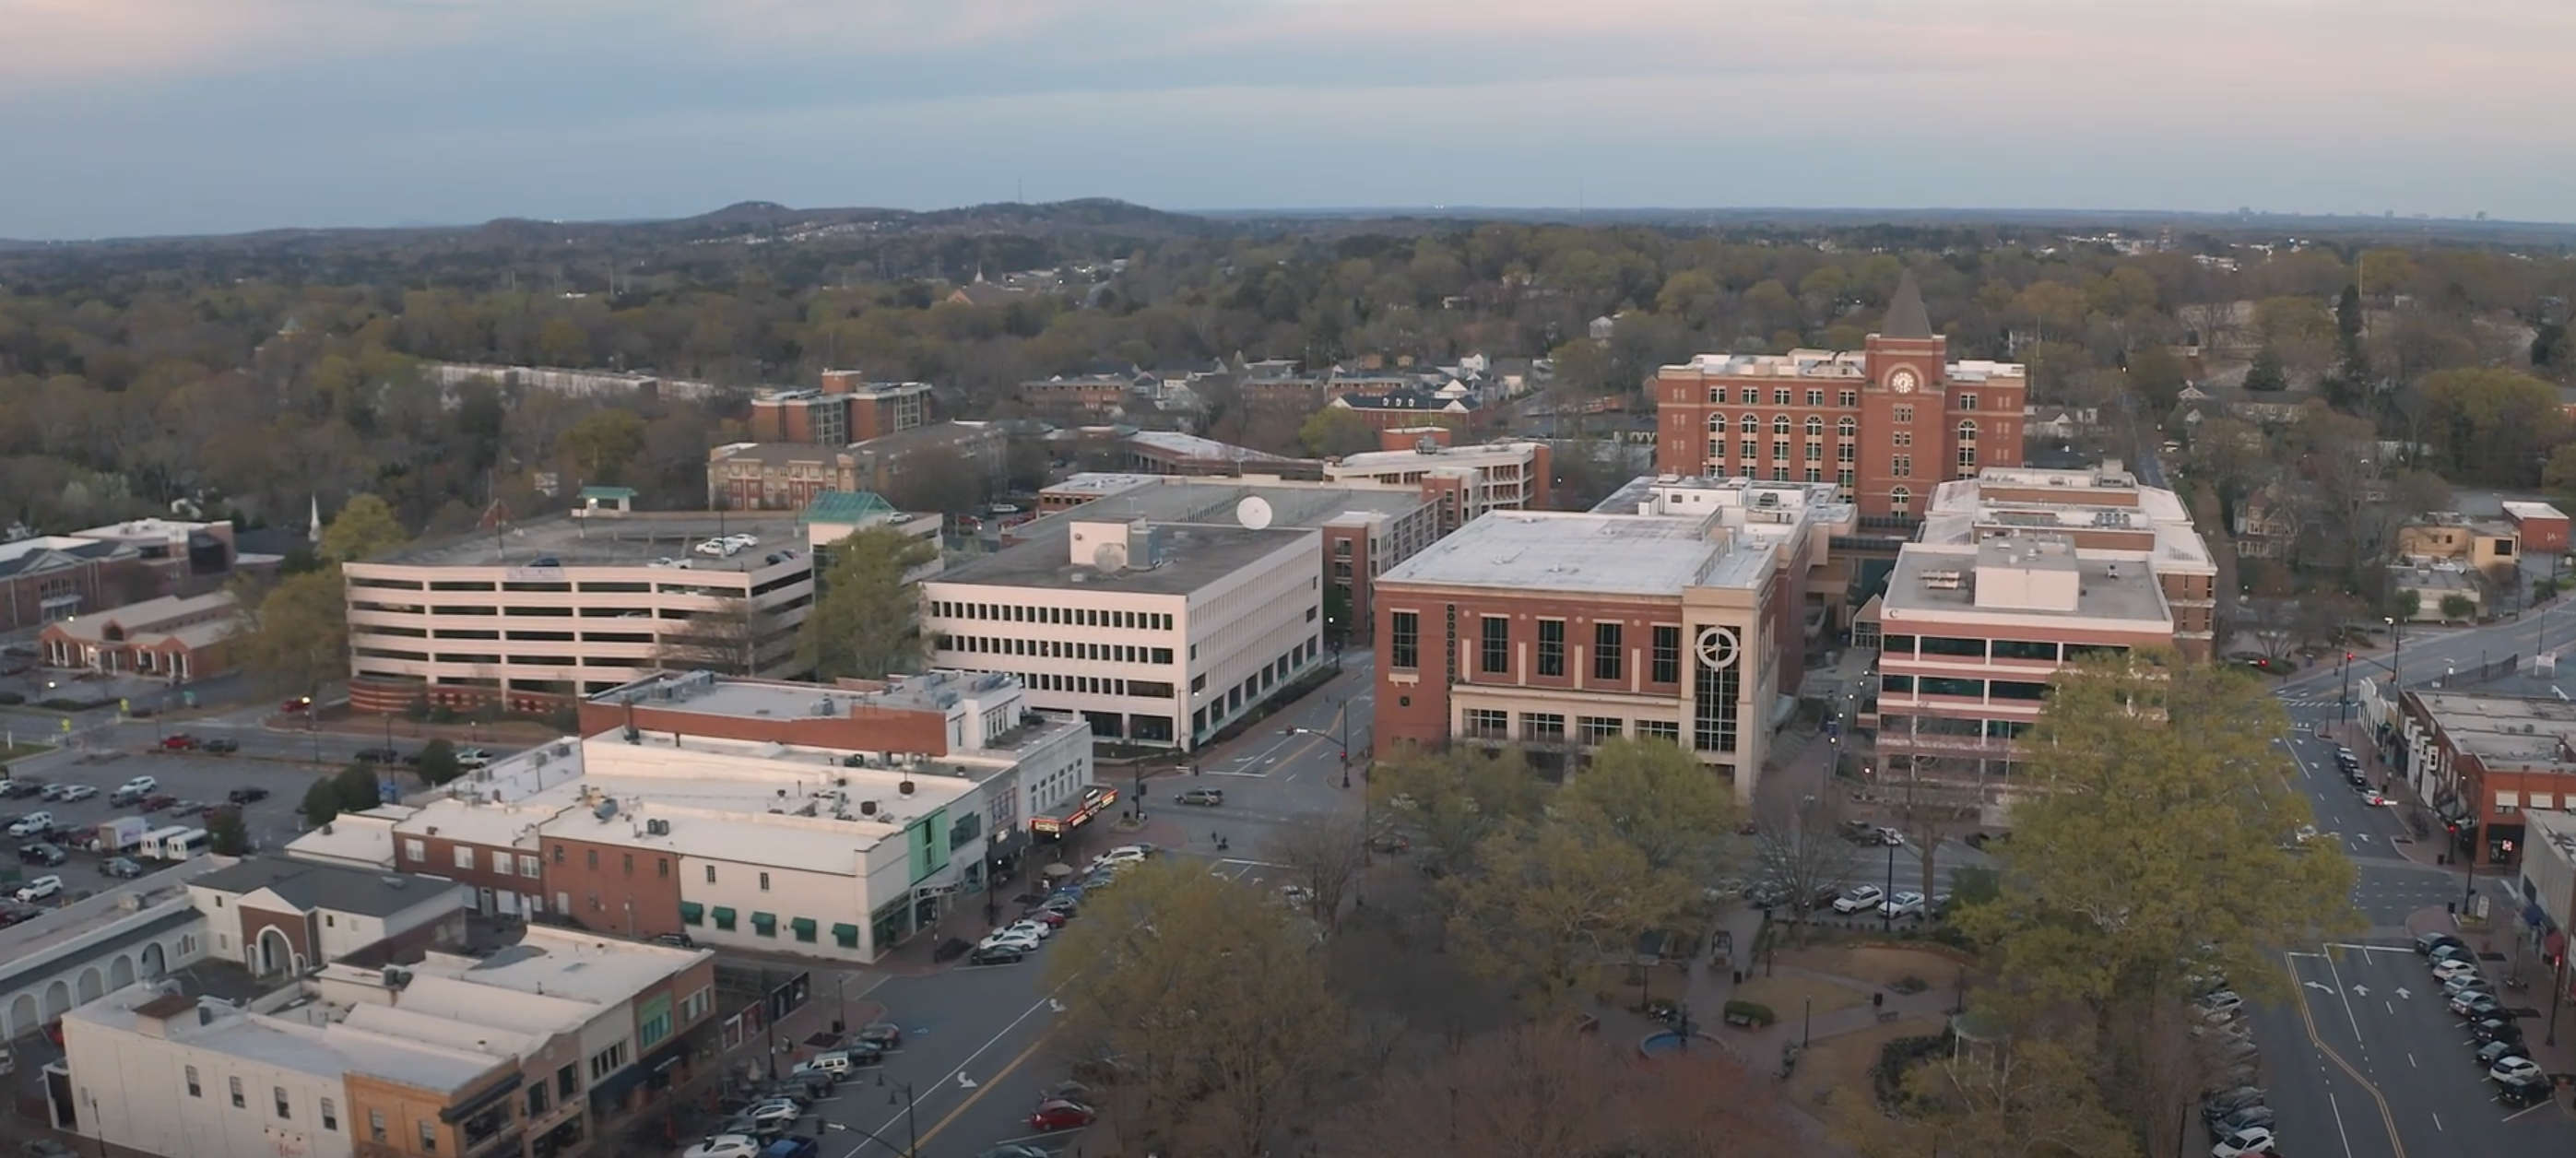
[140,825,207,861]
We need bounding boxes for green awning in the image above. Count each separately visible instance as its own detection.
[750,912,777,929]
[679,901,704,924]
[832,923,860,948]
[711,906,737,929]
[790,916,819,942]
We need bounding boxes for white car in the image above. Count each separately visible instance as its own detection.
[455,749,492,769]
[692,538,740,558]
[118,775,158,796]
[2432,959,2481,982]
[6,812,52,837]
[1877,892,1927,919]
[733,1100,801,1129]
[2197,990,2244,1016]
[1004,919,1055,941]
[14,876,62,902]
[1831,885,1885,915]
[681,1135,765,1158]
[56,786,97,802]
[981,929,1043,953]
[2211,1126,2275,1158]
[2489,1056,2543,1083]
[726,534,760,549]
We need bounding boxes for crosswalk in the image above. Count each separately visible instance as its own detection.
[2275,697,2346,710]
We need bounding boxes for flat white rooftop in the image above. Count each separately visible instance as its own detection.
[1043,473,1164,498]
[72,986,502,1092]
[408,925,707,1008]
[597,668,1012,723]
[1882,540,2170,624]
[1329,441,1541,472]
[1381,511,1750,596]
[1126,431,1292,462]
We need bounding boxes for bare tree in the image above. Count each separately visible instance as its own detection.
[1269,809,1371,935]
[653,596,777,676]
[1750,791,1861,935]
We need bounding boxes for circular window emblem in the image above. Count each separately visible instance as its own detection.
[1696,626,1740,670]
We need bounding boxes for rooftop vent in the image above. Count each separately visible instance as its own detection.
[1921,568,1967,590]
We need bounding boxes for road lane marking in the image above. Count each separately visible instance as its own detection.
[2285,951,2409,1158]
[907,1022,1066,1156]
[839,984,1070,1158]
[2503,1100,2553,1123]
[2329,1092,2358,1158]
[2431,1112,2442,1131]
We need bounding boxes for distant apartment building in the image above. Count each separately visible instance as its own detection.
[1322,427,1551,532]
[423,361,729,403]
[748,373,932,445]
[706,421,1005,513]
[341,503,816,715]
[924,519,1326,750]
[2395,513,2520,574]
[1329,385,1485,431]
[1373,479,1853,798]
[1650,272,2028,519]
[39,590,240,681]
[1016,374,1136,416]
[1863,464,2217,816]
[0,515,255,632]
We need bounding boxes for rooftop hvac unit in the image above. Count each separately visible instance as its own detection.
[594,798,619,821]
[645,819,670,836]
[553,742,571,757]
[898,779,916,797]
[859,799,879,816]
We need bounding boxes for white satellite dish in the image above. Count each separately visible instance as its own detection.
[1235,495,1274,531]
[1092,541,1129,573]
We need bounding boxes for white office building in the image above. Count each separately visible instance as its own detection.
[923,519,1327,750]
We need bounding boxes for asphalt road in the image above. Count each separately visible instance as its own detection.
[2246,631,2576,1158]
[798,656,1382,1158]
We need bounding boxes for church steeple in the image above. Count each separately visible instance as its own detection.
[1880,269,1933,340]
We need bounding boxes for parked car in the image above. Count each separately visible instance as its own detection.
[2472,1018,2523,1046]
[1877,892,1927,919]
[0,780,39,799]
[354,747,403,764]
[2498,1074,2554,1105]
[139,795,176,813]
[2197,990,2244,1016]
[1368,832,1412,854]
[56,786,96,803]
[2201,1087,2266,1123]
[2474,1040,2518,1069]
[36,785,70,802]
[2207,1105,2274,1138]
[14,876,63,902]
[159,736,198,751]
[1028,1099,1097,1132]
[2489,1056,2543,1083]
[1018,908,1068,928]
[227,786,270,805]
[1831,885,1885,915]
[967,944,1025,966]
[1176,787,1224,806]
[2210,1126,2276,1158]
[2416,931,2466,956]
[101,857,145,880]
[7,813,53,838]
[2431,959,2480,982]
[455,748,492,769]
[203,738,238,754]
[17,844,65,868]
[980,929,1042,954]
[2449,990,2497,1017]
[680,1136,764,1158]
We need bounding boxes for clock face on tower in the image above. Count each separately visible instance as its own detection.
[1888,368,1919,394]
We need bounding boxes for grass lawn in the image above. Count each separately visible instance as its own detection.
[1787,1015,1946,1112]
[0,741,55,765]
[1734,973,1872,1022]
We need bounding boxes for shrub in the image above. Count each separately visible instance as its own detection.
[41,699,85,711]
[1873,1033,1951,1100]
[1892,975,1930,995]
[0,691,23,705]
[1722,999,1776,1027]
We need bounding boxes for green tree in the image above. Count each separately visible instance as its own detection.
[1369,747,1551,873]
[2240,347,2289,393]
[1555,737,1740,879]
[1444,821,1685,1013]
[1956,652,2357,1140]
[300,776,345,827]
[2418,367,2569,486]
[1297,407,1376,457]
[2440,593,2477,622]
[2390,587,2423,622]
[556,407,647,484]
[206,806,252,856]
[800,526,939,679]
[2124,344,2188,413]
[413,738,460,786]
[1046,860,1344,1158]
[227,568,349,696]
[333,764,384,812]
[319,493,408,562]
[1839,1032,2138,1158]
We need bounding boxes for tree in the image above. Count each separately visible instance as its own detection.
[654,596,772,676]
[556,407,646,485]
[228,567,349,696]
[319,493,408,562]
[799,526,939,679]
[1555,738,1740,880]
[1369,747,1551,874]
[2440,593,2477,622]
[1267,809,1369,935]
[300,776,345,826]
[331,763,386,812]
[412,738,461,786]
[1954,651,2357,1140]
[2389,587,2423,622]
[1046,860,1345,1158]
[1840,1032,2139,1158]
[1749,789,1861,930]
[1443,821,1686,1014]
[2123,345,2188,413]
[206,806,252,856]
[2240,347,2288,392]
[1297,406,1376,457]
[2542,443,2576,509]
[2416,367,2570,486]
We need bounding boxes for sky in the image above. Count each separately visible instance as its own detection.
[4,0,2572,240]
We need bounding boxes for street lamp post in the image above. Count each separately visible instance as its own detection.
[877,1076,920,1158]
[1882,839,1897,931]
[2547,948,2565,1047]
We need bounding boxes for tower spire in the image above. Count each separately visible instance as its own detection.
[1881,269,1933,339]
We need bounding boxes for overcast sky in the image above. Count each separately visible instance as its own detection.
[5,0,2570,240]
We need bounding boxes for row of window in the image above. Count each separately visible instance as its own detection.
[679,904,861,947]
[1390,612,1684,684]
[937,635,1176,665]
[1705,414,1985,438]
[1460,709,1681,745]
[1880,635,2130,663]
[184,1069,340,1131]
[931,601,1173,632]
[1879,674,2053,702]
[1188,637,1320,738]
[1696,386,1987,410]
[1020,672,1177,698]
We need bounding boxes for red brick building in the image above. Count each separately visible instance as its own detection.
[1652,272,2027,520]
[749,375,932,445]
[2399,691,2576,869]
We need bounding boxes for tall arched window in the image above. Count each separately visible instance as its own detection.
[1957,419,1979,443]
[1707,413,1728,434]
[1889,486,1912,515]
[1771,415,1791,435]
[1957,420,1979,473]
[1837,417,1858,440]
[1740,415,1760,434]
[1805,416,1825,438]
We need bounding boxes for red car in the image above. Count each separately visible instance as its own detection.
[1019,908,1068,928]
[139,795,178,813]
[160,735,200,750]
[281,697,313,713]
[1027,1100,1095,1132]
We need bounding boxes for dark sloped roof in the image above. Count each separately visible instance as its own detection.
[194,857,452,917]
[0,538,127,580]
[1881,269,1934,340]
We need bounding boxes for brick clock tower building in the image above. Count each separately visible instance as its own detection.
[1654,271,2027,520]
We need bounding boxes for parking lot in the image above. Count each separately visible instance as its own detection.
[0,748,336,905]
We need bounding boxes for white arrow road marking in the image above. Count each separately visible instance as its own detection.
[1047,998,1066,1013]
[2305,980,2334,991]
[2395,987,2412,999]
[957,1073,978,1090]
[2352,985,2369,998]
